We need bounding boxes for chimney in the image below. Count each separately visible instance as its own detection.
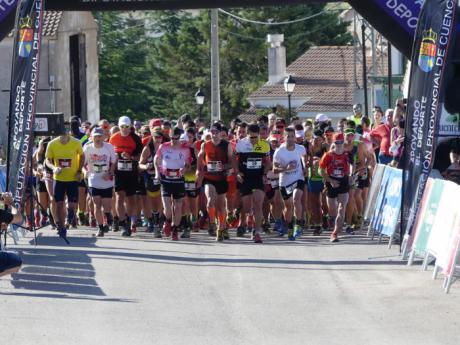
[267,34,286,85]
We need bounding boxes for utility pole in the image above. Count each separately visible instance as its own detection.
[210,9,221,123]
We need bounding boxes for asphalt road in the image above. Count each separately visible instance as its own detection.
[1,227,459,345]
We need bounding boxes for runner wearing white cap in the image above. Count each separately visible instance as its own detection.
[109,116,143,237]
[83,127,117,237]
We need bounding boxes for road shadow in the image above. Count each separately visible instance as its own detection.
[6,234,115,300]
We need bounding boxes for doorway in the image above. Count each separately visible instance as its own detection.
[69,33,87,120]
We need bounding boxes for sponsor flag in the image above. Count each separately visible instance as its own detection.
[6,0,44,210]
[401,0,458,239]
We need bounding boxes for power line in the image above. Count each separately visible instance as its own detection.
[218,6,342,26]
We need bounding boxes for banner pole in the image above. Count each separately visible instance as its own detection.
[4,0,22,247]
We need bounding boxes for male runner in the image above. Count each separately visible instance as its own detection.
[319,133,351,243]
[197,122,234,241]
[45,121,84,240]
[273,127,308,240]
[109,116,143,237]
[234,123,271,243]
[83,127,117,237]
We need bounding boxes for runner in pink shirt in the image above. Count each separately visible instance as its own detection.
[154,127,191,240]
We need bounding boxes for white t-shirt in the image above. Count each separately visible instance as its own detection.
[84,142,117,189]
[273,144,306,187]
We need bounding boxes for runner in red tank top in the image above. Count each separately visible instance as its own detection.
[108,116,143,237]
[319,133,350,243]
[197,122,235,242]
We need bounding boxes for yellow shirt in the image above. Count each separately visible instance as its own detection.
[45,137,83,182]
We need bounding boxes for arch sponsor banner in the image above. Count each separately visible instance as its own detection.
[402,0,458,238]
[444,214,460,276]
[364,164,387,222]
[408,178,438,259]
[0,0,18,22]
[6,0,44,210]
[369,167,403,237]
[426,180,460,266]
[369,167,392,232]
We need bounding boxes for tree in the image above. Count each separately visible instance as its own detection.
[97,5,352,124]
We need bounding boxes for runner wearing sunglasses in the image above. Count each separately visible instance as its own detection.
[234,123,271,243]
[197,122,234,241]
[109,116,143,237]
[154,127,191,241]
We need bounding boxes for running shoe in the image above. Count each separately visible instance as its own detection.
[103,225,110,233]
[97,228,104,237]
[58,227,67,239]
[223,229,230,240]
[130,224,137,234]
[253,233,263,244]
[345,225,355,235]
[154,228,162,238]
[181,228,191,239]
[40,215,48,227]
[146,221,155,233]
[216,230,224,242]
[208,223,217,237]
[313,225,322,236]
[171,227,179,241]
[163,221,172,237]
[293,224,302,239]
[78,212,86,226]
[112,218,120,232]
[236,225,246,237]
[287,228,295,241]
[121,222,132,237]
[330,233,339,243]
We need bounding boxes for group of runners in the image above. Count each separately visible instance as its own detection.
[23,103,399,244]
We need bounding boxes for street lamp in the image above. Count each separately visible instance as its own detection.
[284,75,296,118]
[195,89,205,120]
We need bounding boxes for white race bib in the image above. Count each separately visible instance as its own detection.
[207,161,223,173]
[93,164,108,174]
[185,182,196,191]
[58,159,71,168]
[285,181,298,195]
[247,158,262,169]
[332,168,344,178]
[117,160,133,172]
[165,169,181,179]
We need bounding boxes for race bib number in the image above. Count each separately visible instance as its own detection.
[58,159,71,168]
[332,168,344,178]
[117,160,133,172]
[93,164,108,173]
[207,161,223,173]
[166,169,181,179]
[185,182,196,191]
[270,178,279,188]
[247,158,262,170]
[285,181,298,195]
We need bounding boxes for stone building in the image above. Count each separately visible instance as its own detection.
[0,11,100,155]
